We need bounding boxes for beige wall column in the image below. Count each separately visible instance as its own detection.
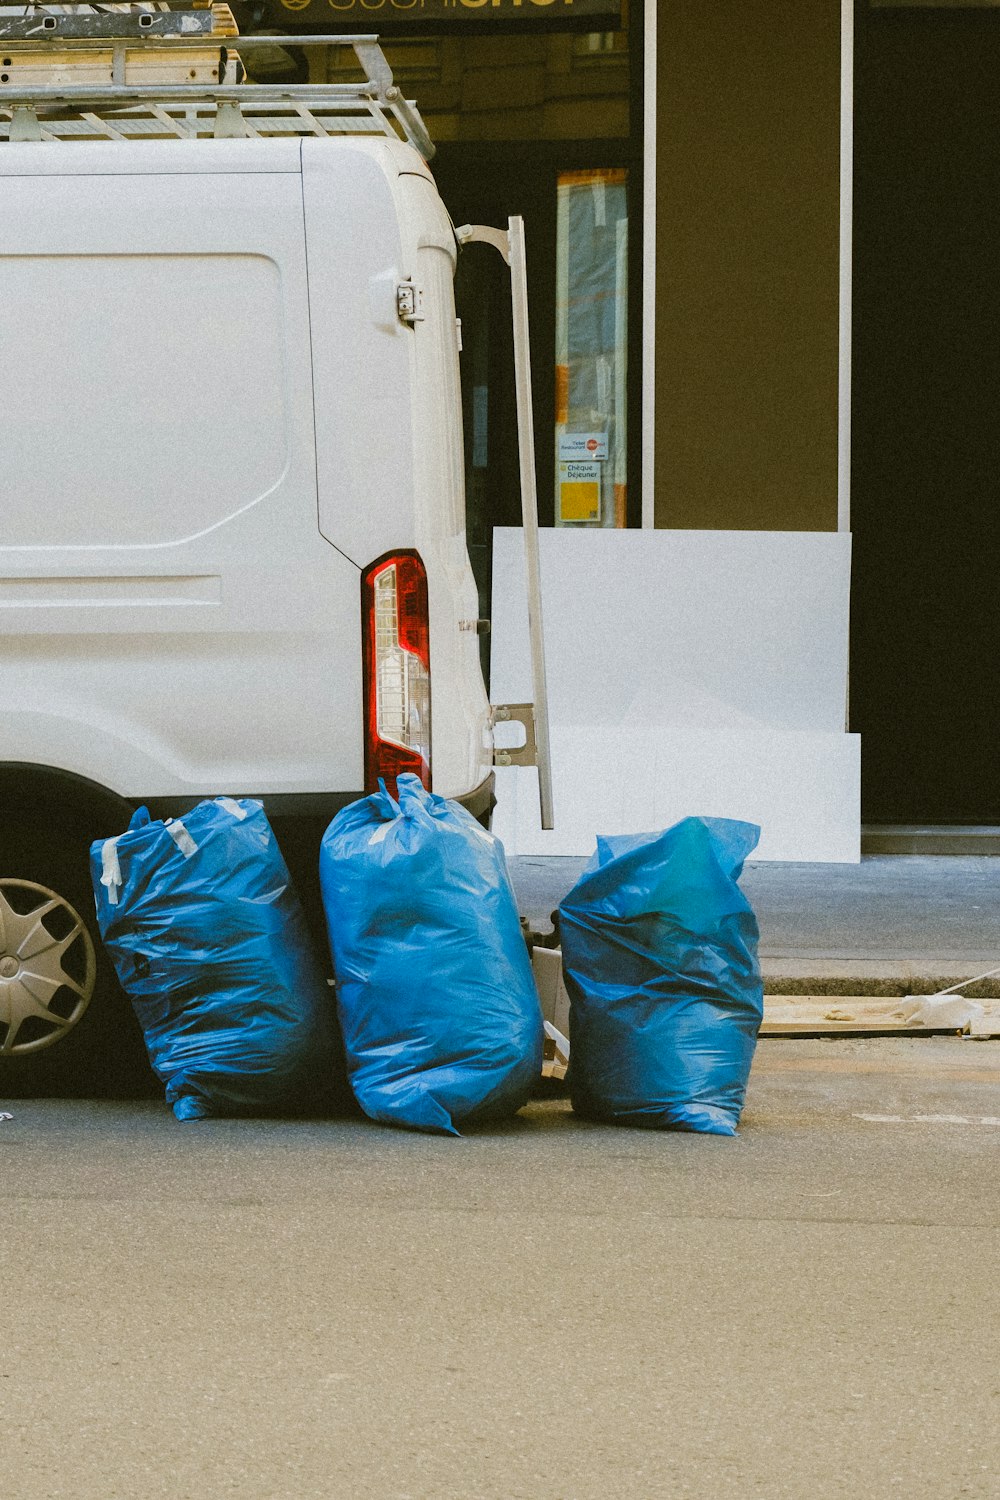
[652,0,842,531]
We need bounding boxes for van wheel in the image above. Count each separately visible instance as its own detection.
[0,812,157,1099]
[0,879,96,1054]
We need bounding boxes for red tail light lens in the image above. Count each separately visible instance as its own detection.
[361,550,431,794]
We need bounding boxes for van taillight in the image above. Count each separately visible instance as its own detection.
[361,551,431,794]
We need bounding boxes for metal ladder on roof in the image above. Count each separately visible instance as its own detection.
[0,3,435,155]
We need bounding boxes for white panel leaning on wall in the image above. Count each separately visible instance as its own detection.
[490,528,859,863]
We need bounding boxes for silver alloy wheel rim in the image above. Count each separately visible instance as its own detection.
[0,879,96,1055]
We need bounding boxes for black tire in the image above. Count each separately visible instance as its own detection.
[0,810,158,1100]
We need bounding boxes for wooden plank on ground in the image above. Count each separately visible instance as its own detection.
[762,995,1000,1036]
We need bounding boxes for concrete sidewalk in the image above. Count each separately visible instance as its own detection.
[510,855,1000,997]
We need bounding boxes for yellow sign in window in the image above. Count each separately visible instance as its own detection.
[558,460,601,523]
[554,167,628,527]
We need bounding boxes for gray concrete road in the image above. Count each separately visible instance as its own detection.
[3,1037,999,1499]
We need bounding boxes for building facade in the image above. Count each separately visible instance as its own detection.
[249,0,996,841]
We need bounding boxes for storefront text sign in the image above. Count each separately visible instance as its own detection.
[261,0,622,30]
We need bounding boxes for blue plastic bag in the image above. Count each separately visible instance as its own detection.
[559,817,763,1136]
[319,774,544,1135]
[91,798,344,1121]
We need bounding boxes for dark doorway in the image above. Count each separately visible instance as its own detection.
[851,2,1000,823]
[433,143,552,686]
[432,140,641,686]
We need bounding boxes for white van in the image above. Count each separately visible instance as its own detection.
[0,21,550,1096]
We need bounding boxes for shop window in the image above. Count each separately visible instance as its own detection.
[322,39,442,86]
[377,39,443,85]
[572,31,628,65]
[554,167,628,527]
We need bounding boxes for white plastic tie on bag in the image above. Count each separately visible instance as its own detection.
[215,797,248,822]
[165,819,198,858]
[100,837,123,906]
[368,821,392,846]
[442,820,494,846]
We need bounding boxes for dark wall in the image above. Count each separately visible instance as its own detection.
[851,2,1000,823]
[654,1,841,530]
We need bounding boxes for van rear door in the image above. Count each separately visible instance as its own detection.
[302,140,493,801]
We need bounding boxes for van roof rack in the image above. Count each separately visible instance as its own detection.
[0,5,435,157]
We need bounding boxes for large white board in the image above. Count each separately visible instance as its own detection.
[490,529,859,862]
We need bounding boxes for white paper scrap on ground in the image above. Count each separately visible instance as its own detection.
[900,994,986,1031]
[491,528,859,862]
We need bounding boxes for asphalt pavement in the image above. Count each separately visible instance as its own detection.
[3,1037,999,1500]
